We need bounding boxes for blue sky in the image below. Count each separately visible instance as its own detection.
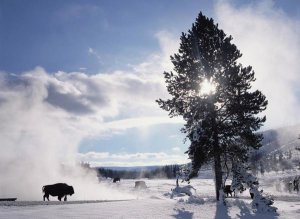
[2,0,298,74]
[0,0,213,73]
[1,0,300,167]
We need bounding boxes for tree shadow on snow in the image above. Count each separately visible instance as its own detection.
[233,199,256,219]
[214,202,232,219]
[233,199,279,219]
[172,207,194,219]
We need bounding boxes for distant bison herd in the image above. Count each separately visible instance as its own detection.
[223,185,254,199]
[223,176,300,200]
[278,175,300,193]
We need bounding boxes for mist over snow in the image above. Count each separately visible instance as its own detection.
[0,32,184,200]
[215,1,300,129]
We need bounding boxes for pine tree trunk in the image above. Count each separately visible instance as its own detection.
[210,96,222,201]
[214,153,222,201]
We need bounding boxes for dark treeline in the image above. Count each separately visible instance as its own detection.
[249,149,298,175]
[97,165,180,179]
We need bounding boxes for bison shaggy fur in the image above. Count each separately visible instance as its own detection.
[42,183,74,201]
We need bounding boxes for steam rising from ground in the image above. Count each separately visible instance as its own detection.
[215,1,300,129]
[0,32,178,200]
[0,67,170,200]
[0,70,133,200]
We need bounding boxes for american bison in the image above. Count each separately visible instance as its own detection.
[135,181,147,189]
[42,183,74,201]
[223,185,234,197]
[249,188,254,199]
[293,176,300,192]
[113,177,120,183]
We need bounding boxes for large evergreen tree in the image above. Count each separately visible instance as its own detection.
[157,12,267,200]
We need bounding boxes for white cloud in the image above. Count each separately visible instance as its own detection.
[215,0,300,129]
[105,116,183,131]
[79,67,87,71]
[172,147,181,152]
[0,31,181,199]
[88,47,95,54]
[88,47,102,62]
[77,151,188,167]
[0,38,182,161]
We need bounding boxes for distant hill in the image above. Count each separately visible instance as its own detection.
[247,124,300,173]
[261,124,300,155]
[95,125,300,175]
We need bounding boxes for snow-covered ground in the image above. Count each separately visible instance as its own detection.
[1,172,300,219]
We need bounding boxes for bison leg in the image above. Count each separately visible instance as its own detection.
[64,196,67,201]
[43,194,49,201]
[58,196,62,201]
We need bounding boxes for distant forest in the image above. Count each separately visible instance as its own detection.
[96,165,180,179]
[79,147,300,181]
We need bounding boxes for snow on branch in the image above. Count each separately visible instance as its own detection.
[232,162,277,213]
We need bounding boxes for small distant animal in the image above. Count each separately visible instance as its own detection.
[42,183,74,201]
[223,185,234,197]
[249,188,254,199]
[113,177,121,183]
[293,176,300,192]
[287,181,293,193]
[135,181,147,189]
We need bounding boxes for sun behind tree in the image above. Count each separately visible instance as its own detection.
[157,12,267,201]
[199,78,216,95]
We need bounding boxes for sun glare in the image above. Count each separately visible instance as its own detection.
[199,78,216,95]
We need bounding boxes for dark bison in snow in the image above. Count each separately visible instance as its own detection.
[42,183,74,201]
[249,188,254,199]
[223,185,234,197]
[294,176,300,192]
[113,177,120,183]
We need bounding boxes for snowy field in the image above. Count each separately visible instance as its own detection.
[1,171,300,219]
